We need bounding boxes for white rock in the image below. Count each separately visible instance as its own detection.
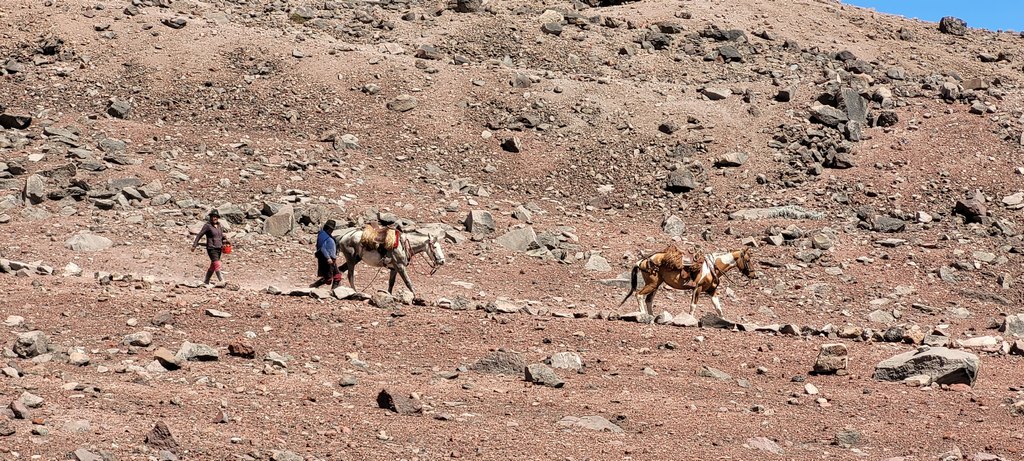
[63,262,83,277]
[65,233,113,252]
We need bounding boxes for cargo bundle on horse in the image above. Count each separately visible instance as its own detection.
[619,245,757,316]
[334,224,446,298]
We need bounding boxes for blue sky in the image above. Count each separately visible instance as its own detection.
[843,0,1024,32]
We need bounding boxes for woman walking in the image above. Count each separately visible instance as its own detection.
[191,209,230,285]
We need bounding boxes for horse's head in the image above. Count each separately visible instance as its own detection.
[737,247,757,279]
[426,234,446,268]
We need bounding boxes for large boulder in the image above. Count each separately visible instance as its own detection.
[13,331,49,358]
[216,203,246,225]
[584,253,612,272]
[874,347,979,386]
[838,88,868,124]
[939,16,967,36]
[1000,314,1024,338]
[65,233,114,252]
[495,226,538,252]
[264,204,294,236]
[464,210,495,234]
[662,215,686,236]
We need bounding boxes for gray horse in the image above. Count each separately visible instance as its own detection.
[334,226,446,297]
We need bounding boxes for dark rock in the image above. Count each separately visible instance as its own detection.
[152,310,175,326]
[472,351,526,375]
[541,22,563,36]
[699,314,735,329]
[775,86,795,102]
[161,17,187,29]
[871,216,907,233]
[452,0,482,13]
[939,16,968,36]
[876,111,898,127]
[619,312,655,323]
[656,21,684,34]
[414,45,443,60]
[700,27,747,42]
[664,169,697,193]
[954,199,986,223]
[717,45,743,62]
[658,121,679,134]
[376,389,422,415]
[838,88,868,124]
[501,137,522,153]
[0,114,32,130]
[845,59,874,74]
[645,32,672,50]
[145,421,179,453]
[107,99,131,119]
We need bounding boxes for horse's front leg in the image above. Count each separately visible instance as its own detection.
[396,264,415,296]
[709,284,724,317]
[690,286,701,316]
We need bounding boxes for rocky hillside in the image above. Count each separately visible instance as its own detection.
[2,0,1024,459]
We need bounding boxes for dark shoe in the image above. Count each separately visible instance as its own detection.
[310,279,325,288]
[331,281,340,290]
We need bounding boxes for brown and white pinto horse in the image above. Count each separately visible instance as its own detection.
[619,246,757,316]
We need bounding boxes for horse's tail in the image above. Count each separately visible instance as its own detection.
[618,263,643,307]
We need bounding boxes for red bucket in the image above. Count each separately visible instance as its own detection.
[222,243,233,255]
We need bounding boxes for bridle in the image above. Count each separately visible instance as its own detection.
[408,234,442,275]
